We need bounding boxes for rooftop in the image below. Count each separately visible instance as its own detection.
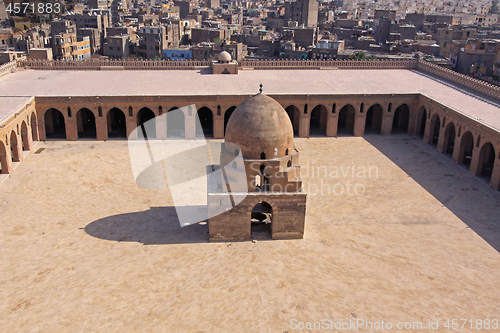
[0,68,499,130]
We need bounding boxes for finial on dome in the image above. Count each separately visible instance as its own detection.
[259,83,263,93]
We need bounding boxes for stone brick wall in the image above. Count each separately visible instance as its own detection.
[0,60,18,78]
[17,59,211,70]
[239,59,418,70]
[417,60,500,102]
[208,192,306,241]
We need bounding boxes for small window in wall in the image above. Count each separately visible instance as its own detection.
[255,174,262,188]
[360,103,364,113]
[304,104,308,114]
[388,103,392,113]
[129,106,133,117]
[67,107,72,117]
[260,152,266,159]
[332,103,336,114]
[98,106,102,117]
[217,105,221,116]
[260,164,266,174]
[159,106,163,115]
[287,160,292,167]
[285,148,289,155]
[477,135,481,147]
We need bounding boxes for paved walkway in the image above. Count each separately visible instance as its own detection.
[1,137,499,331]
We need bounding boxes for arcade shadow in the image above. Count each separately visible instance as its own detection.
[364,134,500,253]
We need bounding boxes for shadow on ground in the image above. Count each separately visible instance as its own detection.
[364,133,500,253]
[85,206,209,245]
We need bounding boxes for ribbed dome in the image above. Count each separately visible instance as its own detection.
[218,51,232,62]
[225,93,294,159]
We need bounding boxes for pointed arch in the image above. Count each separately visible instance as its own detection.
[196,106,214,138]
[251,201,273,239]
[137,107,156,139]
[107,107,127,138]
[365,103,383,134]
[429,113,441,146]
[21,121,30,151]
[44,108,66,139]
[224,106,236,135]
[443,122,456,155]
[76,108,97,139]
[10,130,20,162]
[458,131,474,168]
[30,112,39,141]
[285,105,300,136]
[0,140,9,174]
[417,107,427,137]
[310,104,328,136]
[477,142,496,181]
[392,103,410,133]
[338,104,355,136]
[167,107,185,138]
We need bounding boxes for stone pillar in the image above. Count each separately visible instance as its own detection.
[407,110,419,135]
[213,117,224,139]
[66,118,78,141]
[489,159,500,190]
[39,114,46,141]
[353,114,366,137]
[381,113,393,135]
[436,126,446,153]
[126,118,137,140]
[0,147,12,174]
[185,111,196,139]
[469,145,481,176]
[12,135,23,162]
[299,115,310,138]
[32,119,39,141]
[326,114,338,137]
[156,114,167,140]
[423,119,432,144]
[96,119,108,141]
[22,128,33,151]
[106,112,112,133]
[453,134,467,164]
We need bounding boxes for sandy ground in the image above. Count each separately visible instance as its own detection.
[1,135,500,332]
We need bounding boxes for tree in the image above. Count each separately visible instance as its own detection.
[348,51,377,60]
[489,0,499,14]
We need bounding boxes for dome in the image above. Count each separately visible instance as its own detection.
[225,93,294,160]
[218,51,232,62]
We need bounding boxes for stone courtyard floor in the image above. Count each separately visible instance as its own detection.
[1,135,500,332]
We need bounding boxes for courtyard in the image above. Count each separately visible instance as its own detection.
[0,135,499,332]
